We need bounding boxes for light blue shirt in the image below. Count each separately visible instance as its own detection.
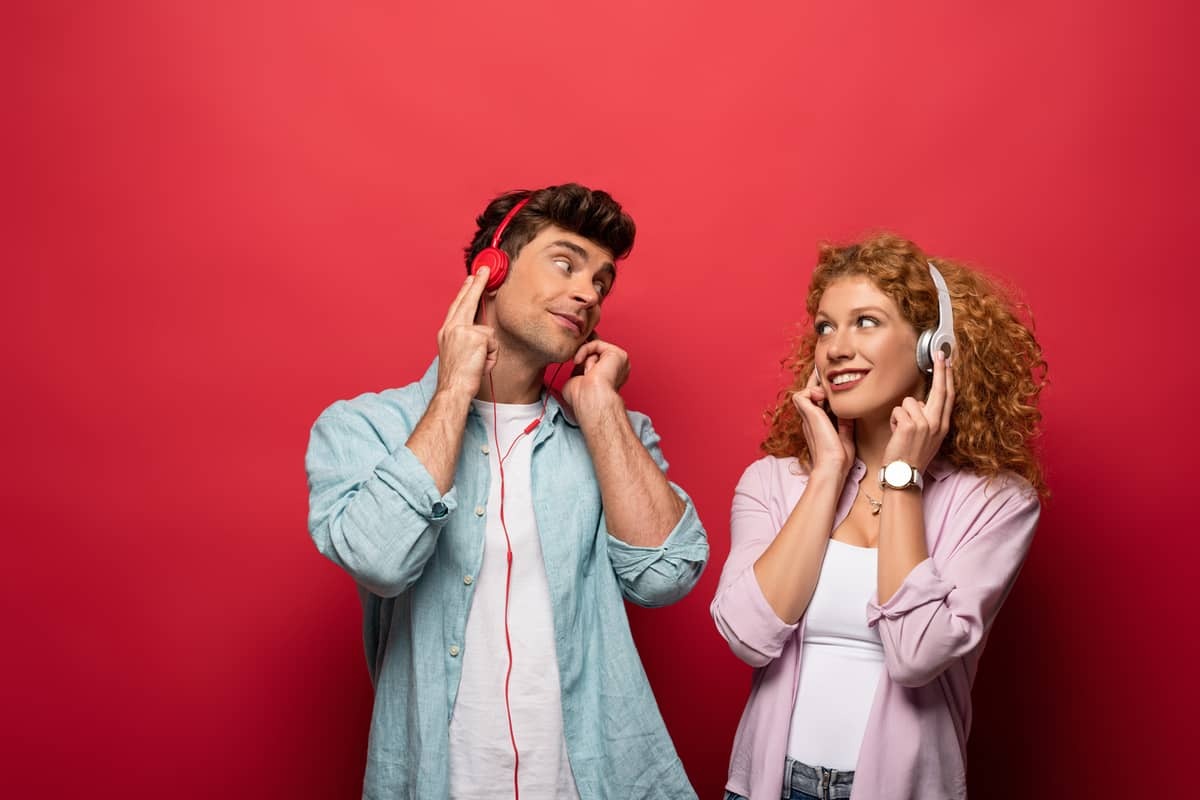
[306,359,708,799]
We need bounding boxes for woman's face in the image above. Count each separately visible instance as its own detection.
[813,276,927,424]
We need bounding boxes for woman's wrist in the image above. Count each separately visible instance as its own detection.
[808,462,849,487]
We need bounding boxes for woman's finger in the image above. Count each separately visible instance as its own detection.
[940,356,955,432]
[792,388,826,415]
[924,350,947,424]
[902,397,929,433]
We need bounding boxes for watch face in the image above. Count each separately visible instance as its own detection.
[883,461,913,488]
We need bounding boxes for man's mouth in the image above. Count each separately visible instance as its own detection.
[550,312,583,336]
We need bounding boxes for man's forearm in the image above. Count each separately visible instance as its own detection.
[405,389,472,494]
[576,394,685,547]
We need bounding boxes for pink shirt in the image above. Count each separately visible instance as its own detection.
[711,455,1039,800]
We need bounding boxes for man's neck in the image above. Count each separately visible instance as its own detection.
[476,359,547,404]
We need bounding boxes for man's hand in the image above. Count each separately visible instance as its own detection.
[564,336,687,550]
[562,337,630,417]
[435,268,498,401]
[406,268,497,494]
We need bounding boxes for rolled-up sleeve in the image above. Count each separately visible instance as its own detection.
[866,479,1040,687]
[306,403,457,598]
[711,458,799,667]
[605,411,708,608]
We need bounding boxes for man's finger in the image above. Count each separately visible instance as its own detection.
[574,339,604,364]
[442,272,479,328]
[453,268,490,325]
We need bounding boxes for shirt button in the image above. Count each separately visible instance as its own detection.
[474,505,485,517]
[481,445,490,455]
[431,501,448,519]
[449,645,460,657]
[463,575,474,585]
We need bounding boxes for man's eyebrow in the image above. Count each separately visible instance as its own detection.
[547,240,617,282]
[547,240,591,260]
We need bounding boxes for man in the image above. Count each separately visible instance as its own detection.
[306,183,708,799]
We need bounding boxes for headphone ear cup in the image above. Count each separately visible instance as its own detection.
[916,329,934,374]
[471,247,509,291]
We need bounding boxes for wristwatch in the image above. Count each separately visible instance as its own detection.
[879,460,924,491]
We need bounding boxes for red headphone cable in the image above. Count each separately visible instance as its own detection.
[479,294,566,800]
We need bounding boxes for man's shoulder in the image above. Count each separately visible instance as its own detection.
[316,384,422,425]
[314,360,438,427]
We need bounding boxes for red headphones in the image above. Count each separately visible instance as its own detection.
[471,197,531,292]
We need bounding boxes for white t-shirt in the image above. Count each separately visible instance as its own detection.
[786,539,886,771]
[448,400,580,799]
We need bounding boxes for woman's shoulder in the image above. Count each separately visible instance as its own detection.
[738,453,810,490]
[933,462,1041,513]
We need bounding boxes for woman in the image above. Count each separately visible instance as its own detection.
[711,234,1046,800]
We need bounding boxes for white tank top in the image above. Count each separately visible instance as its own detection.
[786,539,885,771]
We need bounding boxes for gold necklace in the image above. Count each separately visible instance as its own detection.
[861,486,882,515]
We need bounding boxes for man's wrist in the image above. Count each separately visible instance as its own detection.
[572,384,625,424]
[429,386,475,418]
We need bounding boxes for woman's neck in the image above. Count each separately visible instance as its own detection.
[852,411,894,478]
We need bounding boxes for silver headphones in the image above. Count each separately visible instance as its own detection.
[916,262,956,373]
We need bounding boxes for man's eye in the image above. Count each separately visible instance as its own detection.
[553,257,571,272]
[593,281,608,296]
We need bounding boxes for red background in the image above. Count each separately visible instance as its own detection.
[7,1,1197,796]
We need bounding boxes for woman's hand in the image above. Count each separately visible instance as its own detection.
[882,351,955,470]
[792,368,856,480]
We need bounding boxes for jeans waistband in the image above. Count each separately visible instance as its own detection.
[783,757,854,800]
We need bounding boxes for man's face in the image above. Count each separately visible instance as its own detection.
[487,225,616,364]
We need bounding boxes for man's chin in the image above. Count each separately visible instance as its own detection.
[504,323,583,366]
[521,337,578,367]
[548,342,581,365]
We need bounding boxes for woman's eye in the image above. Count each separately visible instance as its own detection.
[815,321,832,335]
[858,316,879,328]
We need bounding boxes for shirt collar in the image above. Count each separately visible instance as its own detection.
[925,457,952,481]
[419,357,579,429]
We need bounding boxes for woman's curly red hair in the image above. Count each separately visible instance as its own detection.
[762,233,1048,497]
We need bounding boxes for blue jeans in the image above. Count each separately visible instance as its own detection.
[725,756,855,800]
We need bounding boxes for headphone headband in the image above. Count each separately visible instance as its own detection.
[917,261,957,373]
[491,197,531,249]
[471,196,532,292]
